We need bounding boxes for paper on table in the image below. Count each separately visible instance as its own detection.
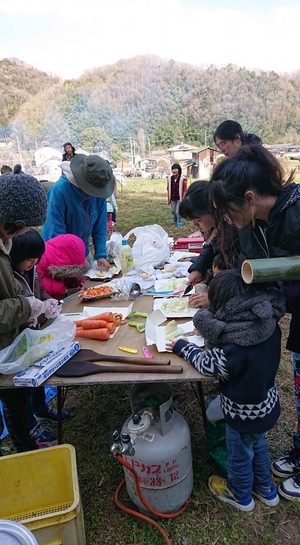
[61,303,133,322]
[85,265,121,280]
[145,310,204,352]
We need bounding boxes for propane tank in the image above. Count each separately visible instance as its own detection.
[120,383,193,514]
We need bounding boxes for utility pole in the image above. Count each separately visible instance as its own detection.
[204,130,207,147]
[129,134,133,167]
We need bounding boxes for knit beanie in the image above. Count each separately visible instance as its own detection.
[0,171,47,226]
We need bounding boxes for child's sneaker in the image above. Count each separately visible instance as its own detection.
[208,475,255,512]
[271,448,300,477]
[30,423,55,449]
[177,221,182,228]
[173,216,178,224]
[252,484,279,506]
[35,406,69,423]
[278,473,300,501]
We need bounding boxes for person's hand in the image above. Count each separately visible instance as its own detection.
[165,341,176,352]
[188,270,204,286]
[27,296,46,319]
[43,299,62,319]
[97,258,111,271]
[188,292,209,309]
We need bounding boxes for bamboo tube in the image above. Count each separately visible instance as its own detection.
[241,256,300,284]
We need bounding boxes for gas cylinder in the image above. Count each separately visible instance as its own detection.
[120,383,193,514]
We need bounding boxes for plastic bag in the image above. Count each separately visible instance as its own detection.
[0,320,76,375]
[124,224,170,269]
[106,232,123,258]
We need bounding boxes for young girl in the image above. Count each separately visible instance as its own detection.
[36,234,90,300]
[167,270,285,511]
[0,168,60,452]
[209,144,300,501]
[106,193,118,236]
[10,229,69,424]
[179,181,240,309]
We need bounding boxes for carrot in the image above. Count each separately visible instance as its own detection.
[74,320,83,327]
[82,319,109,330]
[75,327,110,340]
[105,321,116,334]
[113,313,123,326]
[79,286,115,298]
[83,312,114,323]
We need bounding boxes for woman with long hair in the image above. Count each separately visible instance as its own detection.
[209,143,300,501]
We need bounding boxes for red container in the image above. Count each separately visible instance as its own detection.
[173,237,204,253]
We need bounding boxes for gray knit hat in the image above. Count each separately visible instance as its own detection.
[0,171,47,226]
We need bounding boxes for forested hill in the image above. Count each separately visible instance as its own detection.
[0,58,60,128]
[2,55,300,157]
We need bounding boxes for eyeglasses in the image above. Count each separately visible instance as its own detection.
[14,220,26,228]
[216,140,227,151]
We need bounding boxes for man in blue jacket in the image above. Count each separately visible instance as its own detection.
[42,155,115,270]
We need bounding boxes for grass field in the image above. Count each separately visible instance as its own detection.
[4,175,300,545]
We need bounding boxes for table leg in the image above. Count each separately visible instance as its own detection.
[57,386,63,444]
[195,382,207,424]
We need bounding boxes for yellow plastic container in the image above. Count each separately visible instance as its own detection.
[0,444,86,545]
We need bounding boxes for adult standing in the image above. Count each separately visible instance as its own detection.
[62,142,76,161]
[214,120,262,158]
[167,163,187,227]
[42,155,115,270]
[209,143,300,501]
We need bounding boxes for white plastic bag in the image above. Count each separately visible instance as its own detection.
[0,320,76,375]
[125,224,170,269]
[106,232,123,258]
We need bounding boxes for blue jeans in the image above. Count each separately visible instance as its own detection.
[226,425,274,501]
[170,200,181,221]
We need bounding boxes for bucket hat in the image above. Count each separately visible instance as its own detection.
[70,154,115,197]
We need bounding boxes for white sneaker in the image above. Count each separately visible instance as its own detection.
[278,474,300,501]
[271,448,300,477]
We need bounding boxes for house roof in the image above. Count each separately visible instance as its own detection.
[167,143,198,152]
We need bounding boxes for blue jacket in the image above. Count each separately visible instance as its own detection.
[41,174,107,260]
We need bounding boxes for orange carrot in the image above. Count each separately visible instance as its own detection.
[105,321,116,334]
[82,312,114,323]
[74,320,83,327]
[82,319,109,330]
[75,328,110,340]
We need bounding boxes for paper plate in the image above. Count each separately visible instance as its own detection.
[153,297,197,318]
[85,265,121,280]
[79,285,118,302]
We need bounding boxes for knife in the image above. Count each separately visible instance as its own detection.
[182,284,193,297]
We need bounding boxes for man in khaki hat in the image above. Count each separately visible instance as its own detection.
[42,154,115,270]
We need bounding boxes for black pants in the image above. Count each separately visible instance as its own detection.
[0,389,37,452]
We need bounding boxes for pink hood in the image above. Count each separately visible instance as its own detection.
[37,234,87,299]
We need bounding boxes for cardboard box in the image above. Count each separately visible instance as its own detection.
[145,309,204,352]
[13,341,81,387]
[173,237,204,253]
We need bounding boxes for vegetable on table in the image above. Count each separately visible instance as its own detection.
[75,328,110,340]
[79,285,115,298]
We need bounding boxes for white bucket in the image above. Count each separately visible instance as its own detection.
[0,520,38,545]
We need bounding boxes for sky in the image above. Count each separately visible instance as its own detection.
[1,0,300,80]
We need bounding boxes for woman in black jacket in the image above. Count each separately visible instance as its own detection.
[209,143,300,501]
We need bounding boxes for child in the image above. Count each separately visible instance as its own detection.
[106,193,118,236]
[167,270,286,511]
[10,228,69,424]
[0,168,60,452]
[36,234,90,300]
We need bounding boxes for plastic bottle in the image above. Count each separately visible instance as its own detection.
[120,239,134,275]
